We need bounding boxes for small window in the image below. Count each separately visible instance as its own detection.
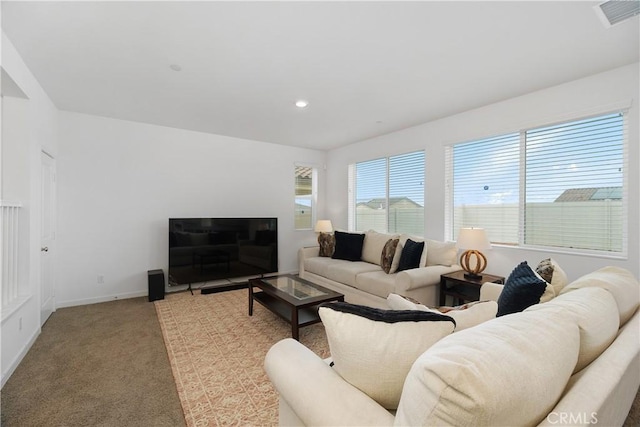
[295,166,316,230]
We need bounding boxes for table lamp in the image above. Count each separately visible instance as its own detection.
[456,227,491,280]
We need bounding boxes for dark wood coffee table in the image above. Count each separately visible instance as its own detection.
[248,274,344,340]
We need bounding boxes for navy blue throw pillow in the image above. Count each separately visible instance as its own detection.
[496,261,547,317]
[332,231,365,261]
[397,239,424,272]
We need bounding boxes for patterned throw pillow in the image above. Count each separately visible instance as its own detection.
[536,258,554,283]
[438,300,486,313]
[318,233,335,257]
[380,238,399,273]
[536,258,569,295]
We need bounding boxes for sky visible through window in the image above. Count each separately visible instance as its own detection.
[356,152,425,206]
[354,114,623,216]
[454,113,623,206]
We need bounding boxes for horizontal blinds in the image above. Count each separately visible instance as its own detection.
[353,151,424,234]
[355,158,387,232]
[524,113,625,252]
[389,151,424,235]
[452,133,520,244]
[294,166,314,229]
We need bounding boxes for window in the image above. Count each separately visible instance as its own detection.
[449,133,520,244]
[350,151,425,234]
[447,112,627,254]
[295,166,316,230]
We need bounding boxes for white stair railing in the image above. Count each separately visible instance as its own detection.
[1,201,22,308]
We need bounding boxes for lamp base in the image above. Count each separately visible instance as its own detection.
[459,250,488,281]
[463,272,483,281]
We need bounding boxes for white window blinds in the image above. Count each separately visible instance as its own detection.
[389,151,425,235]
[448,111,627,254]
[354,158,387,232]
[524,113,625,252]
[451,133,520,244]
[352,151,424,234]
[295,166,315,230]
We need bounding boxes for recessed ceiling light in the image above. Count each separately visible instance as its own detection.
[169,64,182,72]
[295,100,309,108]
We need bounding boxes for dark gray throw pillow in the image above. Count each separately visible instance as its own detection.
[332,231,365,261]
[397,239,424,272]
[497,261,547,317]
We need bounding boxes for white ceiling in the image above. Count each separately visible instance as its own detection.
[2,1,638,150]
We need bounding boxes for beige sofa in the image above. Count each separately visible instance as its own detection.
[299,231,461,308]
[265,266,640,426]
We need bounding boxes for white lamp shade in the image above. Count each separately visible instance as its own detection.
[456,228,491,250]
[314,220,333,233]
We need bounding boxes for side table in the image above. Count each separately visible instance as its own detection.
[439,270,505,306]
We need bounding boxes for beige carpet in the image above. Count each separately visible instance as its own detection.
[1,297,185,427]
[154,289,330,426]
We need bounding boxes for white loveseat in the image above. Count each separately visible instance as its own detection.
[265,266,640,426]
[299,230,461,308]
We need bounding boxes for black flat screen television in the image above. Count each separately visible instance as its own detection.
[168,217,278,285]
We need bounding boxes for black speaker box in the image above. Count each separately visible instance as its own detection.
[148,269,165,302]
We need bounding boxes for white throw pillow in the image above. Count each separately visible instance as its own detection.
[440,301,498,331]
[533,269,557,303]
[387,294,497,332]
[361,230,397,266]
[319,302,455,410]
[536,258,568,295]
[386,293,438,312]
[425,239,457,267]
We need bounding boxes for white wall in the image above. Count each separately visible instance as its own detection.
[1,32,59,386]
[56,112,325,307]
[326,63,640,281]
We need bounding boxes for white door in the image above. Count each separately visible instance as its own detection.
[41,152,56,324]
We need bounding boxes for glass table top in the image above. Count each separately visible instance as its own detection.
[262,276,329,300]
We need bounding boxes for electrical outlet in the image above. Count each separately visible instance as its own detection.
[97,275,104,284]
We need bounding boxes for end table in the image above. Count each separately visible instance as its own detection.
[439,270,505,306]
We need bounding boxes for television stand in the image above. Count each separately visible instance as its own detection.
[201,282,248,295]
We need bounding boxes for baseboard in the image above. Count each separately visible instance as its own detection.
[1,326,40,388]
[56,290,148,309]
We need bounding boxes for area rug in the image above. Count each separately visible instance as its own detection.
[154,289,330,426]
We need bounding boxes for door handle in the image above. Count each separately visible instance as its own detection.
[41,247,49,252]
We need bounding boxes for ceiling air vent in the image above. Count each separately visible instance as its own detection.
[594,0,640,28]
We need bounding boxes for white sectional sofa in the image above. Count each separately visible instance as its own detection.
[265,266,640,426]
[298,230,461,308]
